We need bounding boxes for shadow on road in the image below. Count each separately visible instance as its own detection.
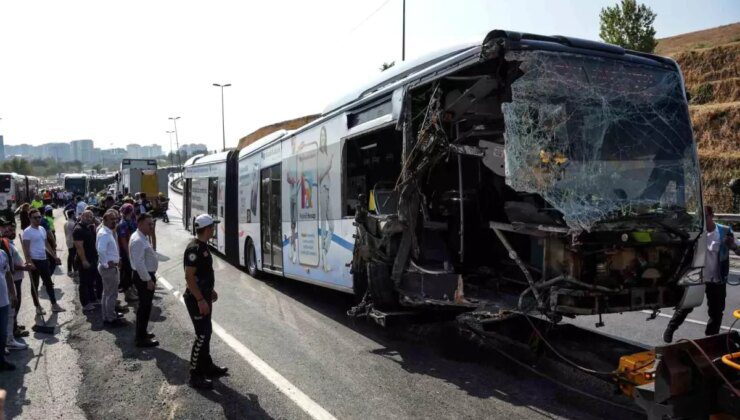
[0,297,69,419]
[101,304,273,420]
[253,271,636,420]
[0,347,35,419]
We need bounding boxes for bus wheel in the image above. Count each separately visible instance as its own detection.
[246,239,261,279]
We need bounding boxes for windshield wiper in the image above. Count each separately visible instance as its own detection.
[599,210,691,240]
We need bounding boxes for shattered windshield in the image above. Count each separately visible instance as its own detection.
[502,50,701,233]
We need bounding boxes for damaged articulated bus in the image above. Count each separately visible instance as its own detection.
[183,30,706,324]
[350,30,706,322]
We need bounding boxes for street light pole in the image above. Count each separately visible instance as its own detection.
[213,83,231,152]
[402,0,406,61]
[169,117,181,167]
[166,130,175,166]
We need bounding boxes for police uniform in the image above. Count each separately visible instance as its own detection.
[183,238,216,376]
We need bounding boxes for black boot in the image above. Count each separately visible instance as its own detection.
[663,327,675,343]
[189,373,214,390]
[205,364,229,378]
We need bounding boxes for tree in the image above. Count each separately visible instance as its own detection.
[599,0,657,53]
[380,61,395,72]
[92,163,103,173]
[0,157,32,175]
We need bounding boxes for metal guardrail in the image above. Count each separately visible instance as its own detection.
[169,176,183,194]
[715,213,740,224]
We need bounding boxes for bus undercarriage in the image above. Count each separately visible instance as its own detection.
[350,35,703,322]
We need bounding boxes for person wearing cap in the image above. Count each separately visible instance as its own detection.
[183,214,227,389]
[117,204,138,302]
[129,212,158,347]
[22,208,64,314]
[64,209,78,277]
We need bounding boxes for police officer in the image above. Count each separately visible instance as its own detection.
[183,214,228,389]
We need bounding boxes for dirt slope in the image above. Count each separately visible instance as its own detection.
[655,22,740,57]
[662,23,740,211]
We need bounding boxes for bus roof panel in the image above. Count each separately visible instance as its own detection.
[238,129,290,160]
[188,151,230,167]
[322,42,479,116]
[182,154,205,167]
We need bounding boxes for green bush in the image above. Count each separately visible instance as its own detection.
[692,83,714,104]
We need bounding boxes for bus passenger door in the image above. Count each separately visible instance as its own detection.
[260,164,283,272]
[208,177,218,246]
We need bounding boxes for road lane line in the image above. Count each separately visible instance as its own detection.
[158,277,174,290]
[640,310,733,331]
[157,275,337,420]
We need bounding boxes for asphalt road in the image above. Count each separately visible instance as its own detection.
[0,196,738,419]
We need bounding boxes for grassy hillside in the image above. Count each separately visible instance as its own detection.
[655,22,740,56]
[660,22,740,212]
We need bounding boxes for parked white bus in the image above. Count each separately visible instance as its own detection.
[183,29,706,319]
[0,173,40,211]
[64,173,90,196]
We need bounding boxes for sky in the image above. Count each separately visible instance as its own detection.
[0,0,738,153]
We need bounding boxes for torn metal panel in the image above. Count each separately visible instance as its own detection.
[501,50,702,233]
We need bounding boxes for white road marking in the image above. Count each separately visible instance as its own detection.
[158,277,174,290]
[640,310,734,331]
[157,275,337,420]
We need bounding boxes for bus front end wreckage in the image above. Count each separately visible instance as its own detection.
[350,31,705,322]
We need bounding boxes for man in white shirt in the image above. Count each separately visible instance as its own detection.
[22,208,64,314]
[97,209,124,327]
[129,213,159,347]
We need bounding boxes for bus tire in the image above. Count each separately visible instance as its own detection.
[246,239,261,279]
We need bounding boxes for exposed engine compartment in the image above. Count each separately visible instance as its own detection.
[351,35,703,321]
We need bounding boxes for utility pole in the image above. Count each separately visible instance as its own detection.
[402,0,406,61]
[166,130,175,166]
[169,117,181,167]
[213,83,231,151]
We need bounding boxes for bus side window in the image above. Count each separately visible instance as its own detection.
[343,126,402,217]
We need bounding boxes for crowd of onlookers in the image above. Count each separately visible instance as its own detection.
[1,185,228,390]
[0,189,168,371]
